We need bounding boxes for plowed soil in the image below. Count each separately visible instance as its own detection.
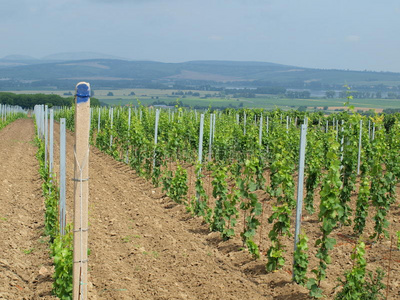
[1,118,400,299]
[0,119,56,299]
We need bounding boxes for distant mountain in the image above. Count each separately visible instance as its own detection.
[1,58,400,90]
[41,52,127,61]
[1,55,39,62]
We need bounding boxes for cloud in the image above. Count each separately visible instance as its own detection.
[346,35,360,42]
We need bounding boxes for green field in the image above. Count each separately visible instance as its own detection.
[5,88,400,112]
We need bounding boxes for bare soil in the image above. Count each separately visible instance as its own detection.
[1,118,400,299]
[0,119,56,299]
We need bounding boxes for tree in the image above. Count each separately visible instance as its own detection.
[326,90,335,98]
[107,92,114,96]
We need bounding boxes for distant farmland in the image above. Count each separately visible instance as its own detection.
[4,88,400,111]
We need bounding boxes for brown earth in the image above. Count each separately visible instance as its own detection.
[0,119,56,299]
[1,118,400,299]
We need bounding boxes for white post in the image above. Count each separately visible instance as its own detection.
[286,115,289,134]
[368,119,371,139]
[198,114,205,165]
[336,120,339,141]
[97,108,101,132]
[153,109,160,169]
[125,107,132,164]
[259,115,263,146]
[110,107,113,149]
[357,119,363,175]
[340,120,344,163]
[59,118,66,236]
[372,122,375,140]
[212,113,216,143]
[49,109,54,175]
[208,114,214,161]
[243,112,247,135]
[45,105,48,168]
[293,123,308,279]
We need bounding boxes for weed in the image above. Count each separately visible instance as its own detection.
[22,248,34,254]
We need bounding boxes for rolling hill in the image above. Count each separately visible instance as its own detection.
[1,54,400,90]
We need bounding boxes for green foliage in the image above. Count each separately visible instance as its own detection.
[0,111,26,130]
[188,164,211,222]
[362,269,386,300]
[208,161,240,239]
[335,242,385,300]
[266,204,290,270]
[369,116,391,240]
[306,278,323,298]
[308,134,343,298]
[239,158,262,259]
[338,113,360,226]
[36,136,59,242]
[151,145,164,187]
[210,165,238,240]
[266,129,295,271]
[293,233,309,285]
[0,92,72,109]
[353,166,370,236]
[52,225,73,300]
[52,105,400,298]
[43,180,59,243]
[334,241,367,299]
[35,122,73,300]
[305,130,324,215]
[397,231,400,250]
[163,164,188,204]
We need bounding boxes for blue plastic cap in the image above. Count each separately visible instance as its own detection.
[76,82,91,103]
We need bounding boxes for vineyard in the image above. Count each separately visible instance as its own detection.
[50,100,400,299]
[1,99,400,299]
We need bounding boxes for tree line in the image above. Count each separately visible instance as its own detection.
[0,92,101,108]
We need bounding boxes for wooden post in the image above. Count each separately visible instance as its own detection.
[73,82,90,300]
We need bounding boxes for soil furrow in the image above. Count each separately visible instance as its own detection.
[0,119,56,300]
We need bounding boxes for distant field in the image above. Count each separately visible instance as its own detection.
[5,89,400,111]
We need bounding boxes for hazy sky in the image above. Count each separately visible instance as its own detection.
[2,0,400,72]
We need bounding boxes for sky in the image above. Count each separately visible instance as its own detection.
[1,0,400,72]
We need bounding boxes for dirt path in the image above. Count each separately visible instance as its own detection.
[0,119,56,299]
